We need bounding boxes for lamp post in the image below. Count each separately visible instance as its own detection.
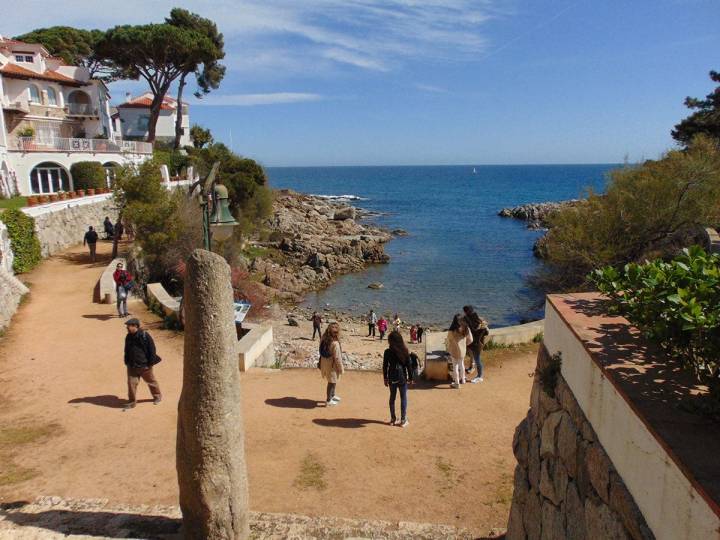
[190,161,239,250]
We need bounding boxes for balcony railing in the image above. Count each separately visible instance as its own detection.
[15,137,153,155]
[65,103,98,116]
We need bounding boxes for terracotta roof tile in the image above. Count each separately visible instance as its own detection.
[0,63,83,86]
[118,94,180,110]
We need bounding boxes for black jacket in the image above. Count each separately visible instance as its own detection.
[124,330,157,369]
[464,312,488,353]
[383,348,413,385]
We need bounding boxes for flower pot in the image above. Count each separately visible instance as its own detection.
[49,194,59,202]
[76,189,85,198]
[87,188,95,196]
[58,193,67,200]
[39,195,49,204]
[27,196,38,207]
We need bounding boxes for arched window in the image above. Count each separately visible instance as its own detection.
[30,162,70,194]
[47,87,58,106]
[28,84,41,104]
[103,161,120,185]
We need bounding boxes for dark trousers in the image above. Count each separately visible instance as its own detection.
[418,332,423,343]
[326,382,336,402]
[368,323,376,337]
[312,325,321,339]
[379,330,386,340]
[389,382,408,421]
[87,242,97,262]
[127,366,161,403]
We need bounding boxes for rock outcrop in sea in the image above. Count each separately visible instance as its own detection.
[246,190,393,300]
[498,200,580,229]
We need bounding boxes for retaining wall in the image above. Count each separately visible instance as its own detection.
[22,194,118,257]
[237,323,275,371]
[0,269,28,331]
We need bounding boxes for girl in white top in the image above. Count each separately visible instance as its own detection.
[446,313,473,388]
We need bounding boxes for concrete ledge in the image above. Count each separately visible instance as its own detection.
[147,282,181,317]
[97,257,124,304]
[488,320,544,346]
[238,322,275,371]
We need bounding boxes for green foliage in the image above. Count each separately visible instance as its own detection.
[0,209,41,273]
[539,352,562,398]
[18,126,34,138]
[591,246,720,388]
[152,148,190,176]
[0,197,27,210]
[70,161,105,190]
[537,135,720,291]
[14,26,118,81]
[532,332,544,343]
[672,70,720,146]
[189,125,213,148]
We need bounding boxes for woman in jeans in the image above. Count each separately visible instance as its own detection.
[319,322,344,406]
[112,262,133,318]
[446,313,473,388]
[383,330,414,427]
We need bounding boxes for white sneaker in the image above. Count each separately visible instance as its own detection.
[326,400,337,406]
[471,377,484,383]
[400,419,409,428]
[478,377,484,382]
[331,395,341,402]
[450,383,459,389]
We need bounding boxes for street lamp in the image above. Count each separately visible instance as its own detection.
[190,161,239,250]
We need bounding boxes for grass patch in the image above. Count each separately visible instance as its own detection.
[0,423,61,446]
[243,245,271,260]
[293,452,327,491]
[0,197,27,211]
[532,332,544,343]
[0,462,38,486]
[0,422,62,487]
[435,456,461,493]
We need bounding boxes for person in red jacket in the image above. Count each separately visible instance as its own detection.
[113,262,133,318]
[377,316,389,340]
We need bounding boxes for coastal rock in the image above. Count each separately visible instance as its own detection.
[391,229,409,237]
[333,207,356,221]
[498,200,580,229]
[368,282,384,289]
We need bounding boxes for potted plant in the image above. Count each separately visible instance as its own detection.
[58,191,67,201]
[49,193,59,202]
[76,189,85,197]
[27,196,38,207]
[87,188,95,196]
[39,195,49,204]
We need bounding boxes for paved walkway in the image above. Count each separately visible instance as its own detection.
[0,242,536,537]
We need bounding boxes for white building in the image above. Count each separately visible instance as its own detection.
[115,92,191,147]
[0,35,152,197]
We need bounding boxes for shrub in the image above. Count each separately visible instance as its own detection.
[539,352,562,398]
[535,135,720,291]
[0,209,41,273]
[70,161,105,190]
[591,246,720,413]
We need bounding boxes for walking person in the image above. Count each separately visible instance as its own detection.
[410,325,418,344]
[446,314,473,389]
[83,226,98,262]
[377,316,388,340]
[319,322,344,406]
[464,305,489,383]
[367,309,378,337]
[114,219,124,241]
[417,325,424,344]
[123,318,162,410]
[103,216,115,240]
[311,311,323,340]
[393,313,402,333]
[113,262,133,318]
[383,330,414,427]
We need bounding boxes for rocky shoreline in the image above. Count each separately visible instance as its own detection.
[498,200,580,230]
[246,190,402,302]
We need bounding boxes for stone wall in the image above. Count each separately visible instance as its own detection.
[24,196,118,257]
[0,269,28,331]
[506,346,653,540]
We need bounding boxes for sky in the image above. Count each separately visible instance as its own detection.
[4,0,720,166]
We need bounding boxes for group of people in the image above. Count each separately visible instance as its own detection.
[316,305,488,427]
[318,322,417,427]
[366,309,424,343]
[82,217,133,263]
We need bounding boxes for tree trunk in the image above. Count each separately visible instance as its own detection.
[173,73,187,150]
[177,249,250,539]
[146,92,165,143]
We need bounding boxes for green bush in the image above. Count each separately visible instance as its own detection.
[70,161,105,190]
[0,209,41,273]
[591,246,720,412]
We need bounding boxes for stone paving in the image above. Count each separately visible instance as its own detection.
[0,497,489,539]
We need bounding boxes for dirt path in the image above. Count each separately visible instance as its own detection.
[0,241,537,535]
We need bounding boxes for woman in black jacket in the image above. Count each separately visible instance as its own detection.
[383,330,414,427]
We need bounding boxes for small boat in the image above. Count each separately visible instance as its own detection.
[234,301,251,323]
[472,167,477,174]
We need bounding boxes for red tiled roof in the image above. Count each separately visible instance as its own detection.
[0,63,83,86]
[0,38,30,47]
[117,94,178,110]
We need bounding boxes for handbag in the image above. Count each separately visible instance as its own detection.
[124,280,135,292]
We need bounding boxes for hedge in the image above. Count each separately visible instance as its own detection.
[0,209,41,273]
[70,161,106,190]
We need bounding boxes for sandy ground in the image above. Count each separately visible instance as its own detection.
[0,241,538,535]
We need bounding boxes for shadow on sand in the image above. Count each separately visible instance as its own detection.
[68,395,153,409]
[264,397,322,409]
[312,417,388,429]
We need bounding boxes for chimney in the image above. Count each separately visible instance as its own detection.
[125,92,132,103]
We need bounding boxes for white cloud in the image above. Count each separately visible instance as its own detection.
[4,1,502,74]
[192,92,323,106]
[415,83,449,93]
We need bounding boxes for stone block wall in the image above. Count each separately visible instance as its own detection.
[28,198,119,257]
[0,269,28,331]
[506,346,653,540]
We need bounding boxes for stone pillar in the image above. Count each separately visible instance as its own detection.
[177,249,250,539]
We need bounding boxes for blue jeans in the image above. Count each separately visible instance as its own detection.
[472,350,484,378]
[389,382,408,421]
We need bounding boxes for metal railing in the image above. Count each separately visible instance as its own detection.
[15,137,153,154]
[66,103,98,116]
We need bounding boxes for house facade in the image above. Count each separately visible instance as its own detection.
[0,35,152,197]
[115,93,191,147]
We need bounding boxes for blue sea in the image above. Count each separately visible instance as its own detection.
[267,165,617,327]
